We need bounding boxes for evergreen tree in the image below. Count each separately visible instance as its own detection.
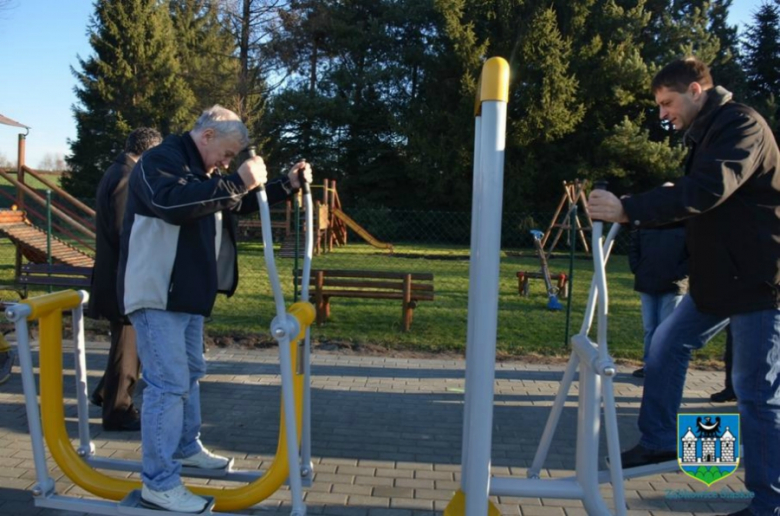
[170,0,241,115]
[65,0,195,198]
[513,6,584,146]
[742,1,780,136]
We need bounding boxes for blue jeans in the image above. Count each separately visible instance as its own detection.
[639,295,780,515]
[639,292,684,363]
[128,309,208,491]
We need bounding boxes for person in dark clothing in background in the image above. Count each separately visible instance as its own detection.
[627,219,688,378]
[87,127,162,432]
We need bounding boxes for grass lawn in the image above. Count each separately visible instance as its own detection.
[209,241,726,363]
[0,238,726,363]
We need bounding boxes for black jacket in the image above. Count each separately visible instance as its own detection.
[628,225,688,295]
[622,87,780,316]
[87,152,135,322]
[117,132,291,317]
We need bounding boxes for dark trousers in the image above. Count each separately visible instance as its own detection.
[724,325,733,392]
[94,320,140,422]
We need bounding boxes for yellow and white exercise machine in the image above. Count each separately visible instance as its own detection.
[443,57,674,516]
[7,166,316,515]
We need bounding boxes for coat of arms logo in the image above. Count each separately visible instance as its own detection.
[678,413,739,486]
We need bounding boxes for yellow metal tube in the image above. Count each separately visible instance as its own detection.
[33,291,314,512]
[23,290,82,320]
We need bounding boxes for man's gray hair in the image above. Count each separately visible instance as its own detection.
[192,105,250,147]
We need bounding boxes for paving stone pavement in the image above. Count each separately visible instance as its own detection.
[0,340,749,515]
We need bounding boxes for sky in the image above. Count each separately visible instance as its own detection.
[0,0,769,169]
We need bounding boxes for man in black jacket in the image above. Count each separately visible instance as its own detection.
[627,221,688,378]
[117,105,311,513]
[88,127,161,431]
[590,57,780,516]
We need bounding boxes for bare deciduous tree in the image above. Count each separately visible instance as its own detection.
[37,152,67,171]
[0,151,15,169]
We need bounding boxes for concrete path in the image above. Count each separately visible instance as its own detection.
[0,341,747,515]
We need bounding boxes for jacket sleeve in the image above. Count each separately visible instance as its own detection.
[134,151,250,225]
[232,177,294,215]
[622,107,764,228]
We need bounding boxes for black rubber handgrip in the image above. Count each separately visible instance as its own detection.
[245,146,264,191]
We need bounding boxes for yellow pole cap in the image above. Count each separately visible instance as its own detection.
[480,57,510,104]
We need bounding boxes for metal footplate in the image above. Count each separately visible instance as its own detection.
[118,490,217,515]
[180,457,235,478]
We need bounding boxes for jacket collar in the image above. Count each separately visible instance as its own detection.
[684,86,733,146]
[115,152,136,168]
[182,132,209,178]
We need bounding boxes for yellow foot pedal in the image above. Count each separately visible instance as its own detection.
[444,489,500,516]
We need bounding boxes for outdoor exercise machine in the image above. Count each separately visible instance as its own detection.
[7,159,317,515]
[444,56,680,516]
[529,229,564,310]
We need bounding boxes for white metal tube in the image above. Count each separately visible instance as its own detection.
[257,190,288,317]
[72,294,94,457]
[463,99,507,516]
[460,114,482,491]
[5,303,55,496]
[592,222,610,363]
[274,321,305,515]
[575,360,611,516]
[490,477,584,499]
[256,189,305,514]
[301,187,315,479]
[578,223,620,336]
[528,353,579,477]
[601,375,627,516]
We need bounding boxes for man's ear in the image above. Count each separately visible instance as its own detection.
[689,81,703,99]
[200,128,215,145]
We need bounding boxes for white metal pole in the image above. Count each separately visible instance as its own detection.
[257,185,305,515]
[463,99,507,516]
[5,303,55,497]
[460,113,482,491]
[301,184,315,480]
[72,293,95,458]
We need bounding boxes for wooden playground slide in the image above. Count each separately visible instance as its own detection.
[331,208,393,251]
[0,210,94,268]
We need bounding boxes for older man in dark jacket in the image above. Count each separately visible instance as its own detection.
[590,57,780,516]
[117,105,311,513]
[88,127,161,431]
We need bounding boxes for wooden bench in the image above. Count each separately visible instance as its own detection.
[297,269,434,331]
[516,271,568,299]
[17,263,93,297]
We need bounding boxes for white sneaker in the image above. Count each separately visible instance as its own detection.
[180,448,230,469]
[141,484,208,513]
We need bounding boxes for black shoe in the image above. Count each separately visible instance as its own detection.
[103,408,141,432]
[710,388,737,403]
[90,391,103,408]
[632,367,645,378]
[618,444,676,469]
